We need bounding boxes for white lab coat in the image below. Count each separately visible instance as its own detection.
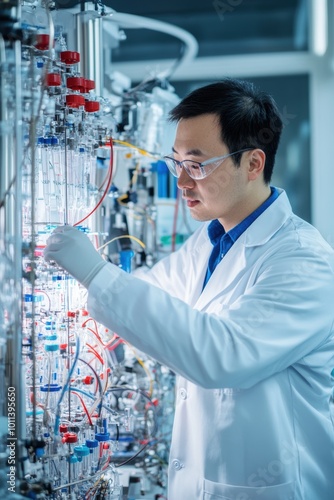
[88,189,334,500]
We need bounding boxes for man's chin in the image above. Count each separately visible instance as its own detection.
[189,209,210,223]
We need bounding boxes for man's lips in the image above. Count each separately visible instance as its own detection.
[184,198,200,208]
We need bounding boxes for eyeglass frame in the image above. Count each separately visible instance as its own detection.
[163,148,254,180]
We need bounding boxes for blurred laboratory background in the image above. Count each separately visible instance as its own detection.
[101,0,333,242]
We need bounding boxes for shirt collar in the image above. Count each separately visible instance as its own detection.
[207,186,280,246]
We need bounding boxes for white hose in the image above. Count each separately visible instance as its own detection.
[104,11,198,76]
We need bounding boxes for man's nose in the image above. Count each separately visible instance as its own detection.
[177,167,195,190]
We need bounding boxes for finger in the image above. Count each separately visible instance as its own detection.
[43,248,55,262]
[46,233,65,246]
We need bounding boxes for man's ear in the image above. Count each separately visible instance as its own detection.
[247,149,266,181]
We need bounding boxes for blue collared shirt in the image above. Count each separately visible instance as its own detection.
[202,186,280,289]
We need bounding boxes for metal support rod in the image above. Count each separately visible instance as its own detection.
[76,11,103,96]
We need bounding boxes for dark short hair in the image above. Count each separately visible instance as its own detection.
[169,78,283,184]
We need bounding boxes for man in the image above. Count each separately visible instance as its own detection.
[44,79,334,499]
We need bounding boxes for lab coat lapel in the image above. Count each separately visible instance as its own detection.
[193,190,292,311]
[186,238,213,307]
[194,234,247,310]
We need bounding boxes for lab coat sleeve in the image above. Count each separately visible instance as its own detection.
[87,246,334,389]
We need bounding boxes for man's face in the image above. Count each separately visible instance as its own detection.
[173,113,252,230]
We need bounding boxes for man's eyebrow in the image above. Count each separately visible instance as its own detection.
[172,147,203,156]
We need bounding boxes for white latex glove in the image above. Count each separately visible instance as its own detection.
[43,225,107,288]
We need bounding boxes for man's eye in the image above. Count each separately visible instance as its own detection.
[188,162,200,170]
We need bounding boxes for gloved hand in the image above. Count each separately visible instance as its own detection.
[43,225,107,288]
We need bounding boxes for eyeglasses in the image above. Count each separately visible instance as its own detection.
[163,148,253,180]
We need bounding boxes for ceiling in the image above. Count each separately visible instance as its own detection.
[57,0,308,62]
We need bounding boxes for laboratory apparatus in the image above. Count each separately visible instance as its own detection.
[0,1,198,498]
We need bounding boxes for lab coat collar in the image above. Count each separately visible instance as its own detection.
[244,188,292,247]
[194,188,292,310]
